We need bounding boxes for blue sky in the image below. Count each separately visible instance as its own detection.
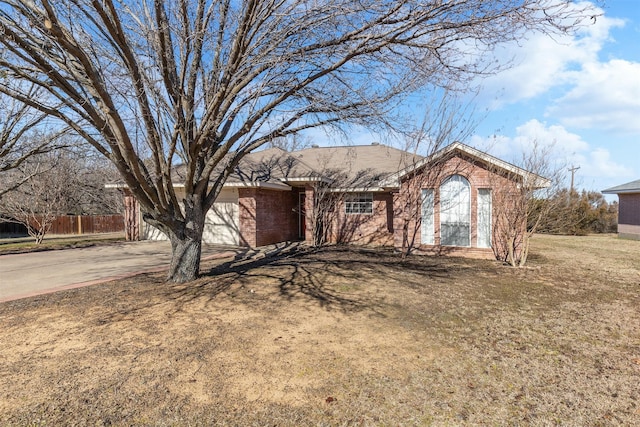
[468,0,640,195]
[308,1,639,196]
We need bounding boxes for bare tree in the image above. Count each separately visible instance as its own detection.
[71,154,124,215]
[0,145,122,242]
[0,91,64,198]
[309,168,381,247]
[490,142,563,267]
[0,0,594,282]
[268,134,312,152]
[0,151,75,243]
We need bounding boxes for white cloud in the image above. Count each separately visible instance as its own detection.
[587,147,635,178]
[477,3,631,110]
[547,59,640,133]
[475,119,588,157]
[471,119,634,185]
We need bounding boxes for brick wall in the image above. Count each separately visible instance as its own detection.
[392,155,522,259]
[239,188,298,247]
[238,189,257,246]
[301,186,394,247]
[331,192,394,246]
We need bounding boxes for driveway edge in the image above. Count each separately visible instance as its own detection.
[0,251,236,303]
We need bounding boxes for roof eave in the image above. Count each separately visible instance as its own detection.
[280,176,333,185]
[329,187,387,193]
[602,189,640,194]
[105,181,292,191]
[222,181,292,191]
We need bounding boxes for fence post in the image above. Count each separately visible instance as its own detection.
[77,215,82,234]
[124,196,140,241]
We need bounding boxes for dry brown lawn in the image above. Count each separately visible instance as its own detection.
[1,234,638,426]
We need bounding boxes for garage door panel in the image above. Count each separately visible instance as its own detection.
[143,188,239,245]
[203,200,239,245]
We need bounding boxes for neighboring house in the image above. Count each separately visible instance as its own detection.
[114,142,544,260]
[603,179,640,240]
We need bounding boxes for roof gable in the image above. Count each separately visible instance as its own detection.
[383,142,550,189]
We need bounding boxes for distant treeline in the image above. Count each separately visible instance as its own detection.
[531,189,617,235]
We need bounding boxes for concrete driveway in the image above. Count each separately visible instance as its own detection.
[0,241,236,302]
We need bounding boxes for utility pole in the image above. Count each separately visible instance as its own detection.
[568,165,580,193]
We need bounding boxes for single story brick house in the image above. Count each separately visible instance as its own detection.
[118,142,545,260]
[603,179,640,240]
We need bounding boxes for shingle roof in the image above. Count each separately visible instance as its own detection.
[291,144,422,177]
[166,143,421,190]
[108,142,540,192]
[287,143,423,188]
[602,179,640,194]
[169,147,318,189]
[226,147,319,184]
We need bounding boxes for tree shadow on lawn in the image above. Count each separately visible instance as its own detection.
[81,245,480,327]
[166,245,462,314]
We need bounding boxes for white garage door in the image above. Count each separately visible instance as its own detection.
[202,188,239,245]
[142,188,239,245]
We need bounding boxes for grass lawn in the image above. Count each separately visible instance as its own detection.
[0,234,638,425]
[0,233,125,255]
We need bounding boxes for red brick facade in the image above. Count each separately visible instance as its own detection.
[330,193,394,246]
[391,155,522,260]
[218,148,528,267]
[134,143,535,258]
[337,192,394,246]
[236,155,524,262]
[238,188,299,247]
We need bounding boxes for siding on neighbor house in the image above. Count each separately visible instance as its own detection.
[618,224,640,240]
[617,193,640,240]
[618,193,640,226]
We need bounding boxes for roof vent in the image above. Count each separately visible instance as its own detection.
[371,142,380,146]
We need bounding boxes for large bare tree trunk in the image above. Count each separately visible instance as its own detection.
[164,194,206,283]
[167,233,203,283]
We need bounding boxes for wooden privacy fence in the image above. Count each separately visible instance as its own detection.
[39,214,125,235]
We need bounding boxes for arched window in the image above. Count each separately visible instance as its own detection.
[440,175,470,246]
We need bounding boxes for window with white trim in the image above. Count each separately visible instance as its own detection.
[345,192,373,214]
[421,189,435,245]
[477,189,492,248]
[440,175,471,247]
